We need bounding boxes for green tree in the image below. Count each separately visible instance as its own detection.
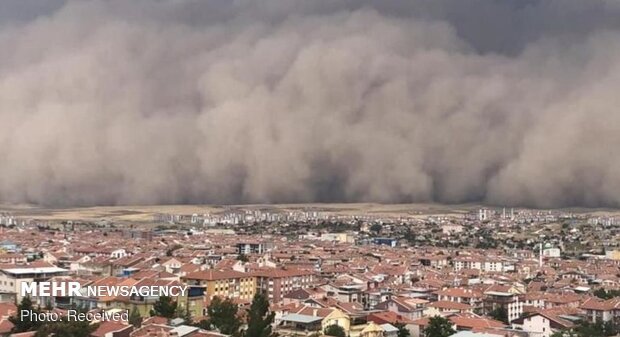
[129,307,143,328]
[9,296,44,333]
[395,322,411,337]
[207,297,241,335]
[237,254,249,262]
[150,296,177,318]
[244,293,276,337]
[593,288,620,300]
[424,316,455,337]
[175,305,193,324]
[593,288,607,299]
[324,324,346,337]
[604,320,620,336]
[194,319,212,330]
[573,320,608,337]
[166,244,183,257]
[489,306,509,324]
[33,318,99,337]
[370,224,382,233]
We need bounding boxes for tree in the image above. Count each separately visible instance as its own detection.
[593,288,620,300]
[570,319,619,337]
[489,306,509,324]
[395,322,411,337]
[166,244,183,257]
[9,296,44,333]
[603,320,620,336]
[237,254,249,262]
[593,288,607,299]
[129,307,143,328]
[33,318,99,337]
[207,297,241,336]
[150,296,177,318]
[424,316,455,337]
[194,319,212,330]
[175,305,193,325]
[370,224,382,233]
[243,293,276,337]
[324,324,346,337]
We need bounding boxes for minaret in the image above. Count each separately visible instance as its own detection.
[539,242,543,269]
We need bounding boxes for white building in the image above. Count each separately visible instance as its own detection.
[0,266,68,302]
[318,233,355,243]
[542,248,561,258]
[512,313,575,337]
[484,291,523,323]
[442,224,464,235]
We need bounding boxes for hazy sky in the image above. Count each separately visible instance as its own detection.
[1,0,620,207]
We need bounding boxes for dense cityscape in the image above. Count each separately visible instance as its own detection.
[0,205,618,337]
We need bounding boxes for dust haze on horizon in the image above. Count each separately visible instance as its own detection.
[1,0,620,208]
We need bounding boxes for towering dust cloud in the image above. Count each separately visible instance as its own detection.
[1,0,620,207]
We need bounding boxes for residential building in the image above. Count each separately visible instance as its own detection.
[253,268,315,303]
[182,269,256,301]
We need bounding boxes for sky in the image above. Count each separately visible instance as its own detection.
[1,0,620,207]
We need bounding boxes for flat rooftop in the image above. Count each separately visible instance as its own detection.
[0,267,68,275]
